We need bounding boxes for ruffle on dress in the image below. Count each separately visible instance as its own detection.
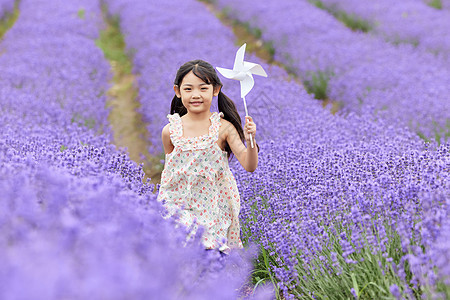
[167,112,224,151]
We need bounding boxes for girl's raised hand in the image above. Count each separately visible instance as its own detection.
[244,116,256,143]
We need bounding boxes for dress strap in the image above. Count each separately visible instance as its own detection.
[166,113,182,145]
[210,111,224,140]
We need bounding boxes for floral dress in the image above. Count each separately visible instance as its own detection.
[157,111,243,252]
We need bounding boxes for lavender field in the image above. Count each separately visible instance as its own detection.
[0,0,449,299]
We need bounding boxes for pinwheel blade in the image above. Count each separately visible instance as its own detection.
[216,67,237,79]
[244,61,268,77]
[240,73,255,98]
[233,43,247,71]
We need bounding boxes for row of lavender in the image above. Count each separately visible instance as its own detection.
[316,0,450,62]
[215,0,450,142]
[234,132,450,298]
[0,0,256,299]
[445,0,450,9]
[0,0,14,19]
[103,0,449,298]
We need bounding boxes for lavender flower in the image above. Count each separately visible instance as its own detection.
[215,0,450,139]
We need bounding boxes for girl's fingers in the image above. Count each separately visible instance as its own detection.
[244,116,256,136]
[245,126,256,134]
[245,124,255,131]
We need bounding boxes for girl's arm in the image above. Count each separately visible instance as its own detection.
[224,116,258,172]
[162,124,174,154]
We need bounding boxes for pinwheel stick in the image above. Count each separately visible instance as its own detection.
[242,96,254,148]
[215,43,267,149]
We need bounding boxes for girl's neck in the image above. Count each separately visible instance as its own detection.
[184,111,213,121]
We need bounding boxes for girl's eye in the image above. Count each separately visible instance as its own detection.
[184,88,191,91]
[201,88,208,91]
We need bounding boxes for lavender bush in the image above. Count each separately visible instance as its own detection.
[0,0,14,19]
[444,0,450,9]
[0,0,110,132]
[233,131,449,298]
[0,0,259,298]
[0,160,257,299]
[214,0,450,141]
[315,0,450,62]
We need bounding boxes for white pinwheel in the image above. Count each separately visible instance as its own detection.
[216,43,268,98]
[216,43,268,148]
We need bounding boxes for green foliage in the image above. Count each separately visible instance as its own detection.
[71,113,96,130]
[287,227,407,299]
[89,68,98,80]
[309,0,326,10]
[308,0,372,33]
[13,81,23,89]
[0,0,20,41]
[217,6,275,63]
[263,41,275,58]
[356,86,373,107]
[95,3,133,78]
[416,130,431,144]
[337,12,372,33]
[415,119,450,145]
[240,197,281,298]
[77,8,85,20]
[303,70,331,100]
[250,247,281,298]
[241,21,262,39]
[84,117,96,129]
[428,0,443,9]
[239,191,424,299]
[248,224,417,298]
[432,119,450,145]
[392,37,420,48]
[60,145,68,152]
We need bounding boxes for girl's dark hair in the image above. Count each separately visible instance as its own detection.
[170,59,259,160]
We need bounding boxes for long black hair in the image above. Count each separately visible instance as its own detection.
[170,59,259,160]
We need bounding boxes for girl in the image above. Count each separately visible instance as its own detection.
[157,59,259,253]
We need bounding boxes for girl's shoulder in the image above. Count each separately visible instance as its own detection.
[218,116,236,137]
[161,123,172,140]
[162,122,170,133]
[161,123,174,150]
[219,115,229,125]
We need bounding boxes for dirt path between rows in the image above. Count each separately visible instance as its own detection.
[97,5,161,189]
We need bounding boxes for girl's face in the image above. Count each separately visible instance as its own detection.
[174,70,220,113]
